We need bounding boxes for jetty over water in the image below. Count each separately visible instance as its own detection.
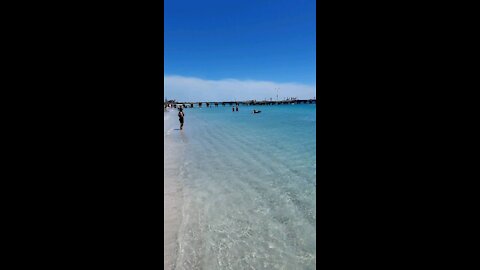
[165,99,316,108]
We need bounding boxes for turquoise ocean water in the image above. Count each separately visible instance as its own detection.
[164,104,316,270]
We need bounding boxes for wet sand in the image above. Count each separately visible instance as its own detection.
[164,111,184,270]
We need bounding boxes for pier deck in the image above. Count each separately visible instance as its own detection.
[166,99,316,108]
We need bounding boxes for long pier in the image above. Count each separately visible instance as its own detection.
[165,99,316,108]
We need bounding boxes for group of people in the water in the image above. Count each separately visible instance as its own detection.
[231,106,260,113]
[175,105,262,130]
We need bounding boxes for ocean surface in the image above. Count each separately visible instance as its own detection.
[164,104,316,270]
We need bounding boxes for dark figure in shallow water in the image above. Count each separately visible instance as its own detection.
[236,106,239,111]
[253,110,261,114]
[178,108,185,130]
[232,106,235,112]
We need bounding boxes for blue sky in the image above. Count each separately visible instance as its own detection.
[164,0,316,101]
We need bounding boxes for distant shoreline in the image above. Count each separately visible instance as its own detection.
[164,100,316,111]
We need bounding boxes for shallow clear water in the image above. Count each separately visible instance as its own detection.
[164,104,316,270]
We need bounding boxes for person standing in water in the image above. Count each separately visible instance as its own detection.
[178,108,185,130]
[236,105,239,111]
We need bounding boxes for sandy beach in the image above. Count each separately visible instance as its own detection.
[163,111,184,270]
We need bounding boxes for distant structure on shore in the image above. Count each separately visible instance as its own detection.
[164,99,177,110]
[164,98,316,109]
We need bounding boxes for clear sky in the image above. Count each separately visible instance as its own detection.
[164,0,316,101]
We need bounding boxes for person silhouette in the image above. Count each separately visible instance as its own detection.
[178,108,185,130]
